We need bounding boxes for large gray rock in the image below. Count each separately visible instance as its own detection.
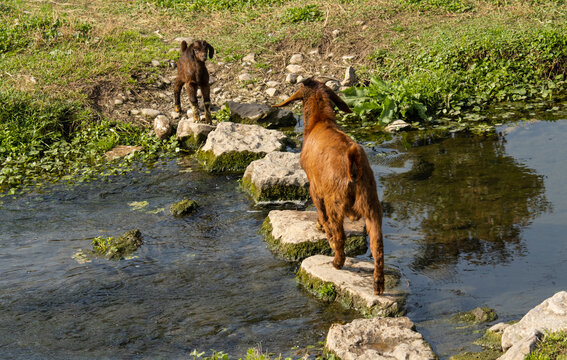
[176,118,216,149]
[297,255,406,317]
[326,317,436,360]
[196,122,287,172]
[242,152,309,203]
[501,291,567,352]
[498,332,542,360]
[261,210,367,261]
[226,101,296,128]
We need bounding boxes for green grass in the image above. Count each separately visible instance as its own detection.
[525,330,567,360]
[0,90,177,194]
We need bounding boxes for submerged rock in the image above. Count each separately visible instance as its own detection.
[225,101,296,128]
[105,145,143,161]
[385,119,412,133]
[242,152,309,203]
[453,307,498,324]
[261,210,367,261]
[326,317,436,360]
[92,229,143,260]
[170,199,199,217]
[297,255,406,317]
[196,122,288,173]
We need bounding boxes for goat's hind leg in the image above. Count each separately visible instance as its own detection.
[366,215,385,295]
[174,78,184,113]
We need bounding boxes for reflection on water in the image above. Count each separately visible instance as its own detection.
[377,119,567,358]
[382,134,551,272]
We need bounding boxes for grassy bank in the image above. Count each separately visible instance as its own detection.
[2,0,567,193]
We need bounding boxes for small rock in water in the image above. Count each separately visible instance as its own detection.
[385,120,412,133]
[170,199,200,217]
[453,307,498,324]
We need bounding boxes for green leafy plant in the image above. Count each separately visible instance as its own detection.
[342,77,428,125]
[281,4,323,23]
[525,330,567,360]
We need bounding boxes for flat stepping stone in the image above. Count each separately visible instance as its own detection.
[226,101,296,128]
[326,317,436,360]
[242,152,309,203]
[297,255,406,317]
[196,122,288,172]
[261,210,367,261]
[176,118,215,149]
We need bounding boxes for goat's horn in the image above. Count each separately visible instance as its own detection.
[272,88,303,107]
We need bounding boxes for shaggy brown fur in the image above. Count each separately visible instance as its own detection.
[174,40,215,124]
[274,78,385,295]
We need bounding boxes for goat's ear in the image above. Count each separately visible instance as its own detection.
[205,41,215,59]
[326,88,352,113]
[272,86,303,107]
[180,40,188,52]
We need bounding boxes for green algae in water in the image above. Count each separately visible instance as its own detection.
[170,199,199,217]
[453,307,498,324]
[92,229,143,260]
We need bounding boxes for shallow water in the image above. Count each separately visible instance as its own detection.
[0,116,566,359]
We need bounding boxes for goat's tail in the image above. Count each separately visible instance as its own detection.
[347,143,362,182]
[180,40,188,52]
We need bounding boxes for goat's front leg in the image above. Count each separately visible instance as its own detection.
[174,78,184,113]
[186,84,200,122]
[201,84,212,124]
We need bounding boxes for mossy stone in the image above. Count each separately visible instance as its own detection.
[474,330,502,350]
[453,307,498,324]
[196,149,267,173]
[296,265,406,318]
[170,199,199,217]
[260,217,367,262]
[92,229,143,260]
[449,350,503,360]
[240,176,310,203]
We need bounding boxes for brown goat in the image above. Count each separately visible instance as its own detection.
[174,40,215,124]
[274,78,385,295]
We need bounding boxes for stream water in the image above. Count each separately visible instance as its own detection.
[0,112,566,359]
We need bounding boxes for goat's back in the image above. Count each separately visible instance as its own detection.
[301,123,376,195]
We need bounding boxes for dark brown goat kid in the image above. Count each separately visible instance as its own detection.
[274,79,385,295]
[174,40,215,124]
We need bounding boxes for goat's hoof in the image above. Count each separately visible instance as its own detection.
[374,276,385,295]
[174,106,182,113]
[332,256,345,270]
